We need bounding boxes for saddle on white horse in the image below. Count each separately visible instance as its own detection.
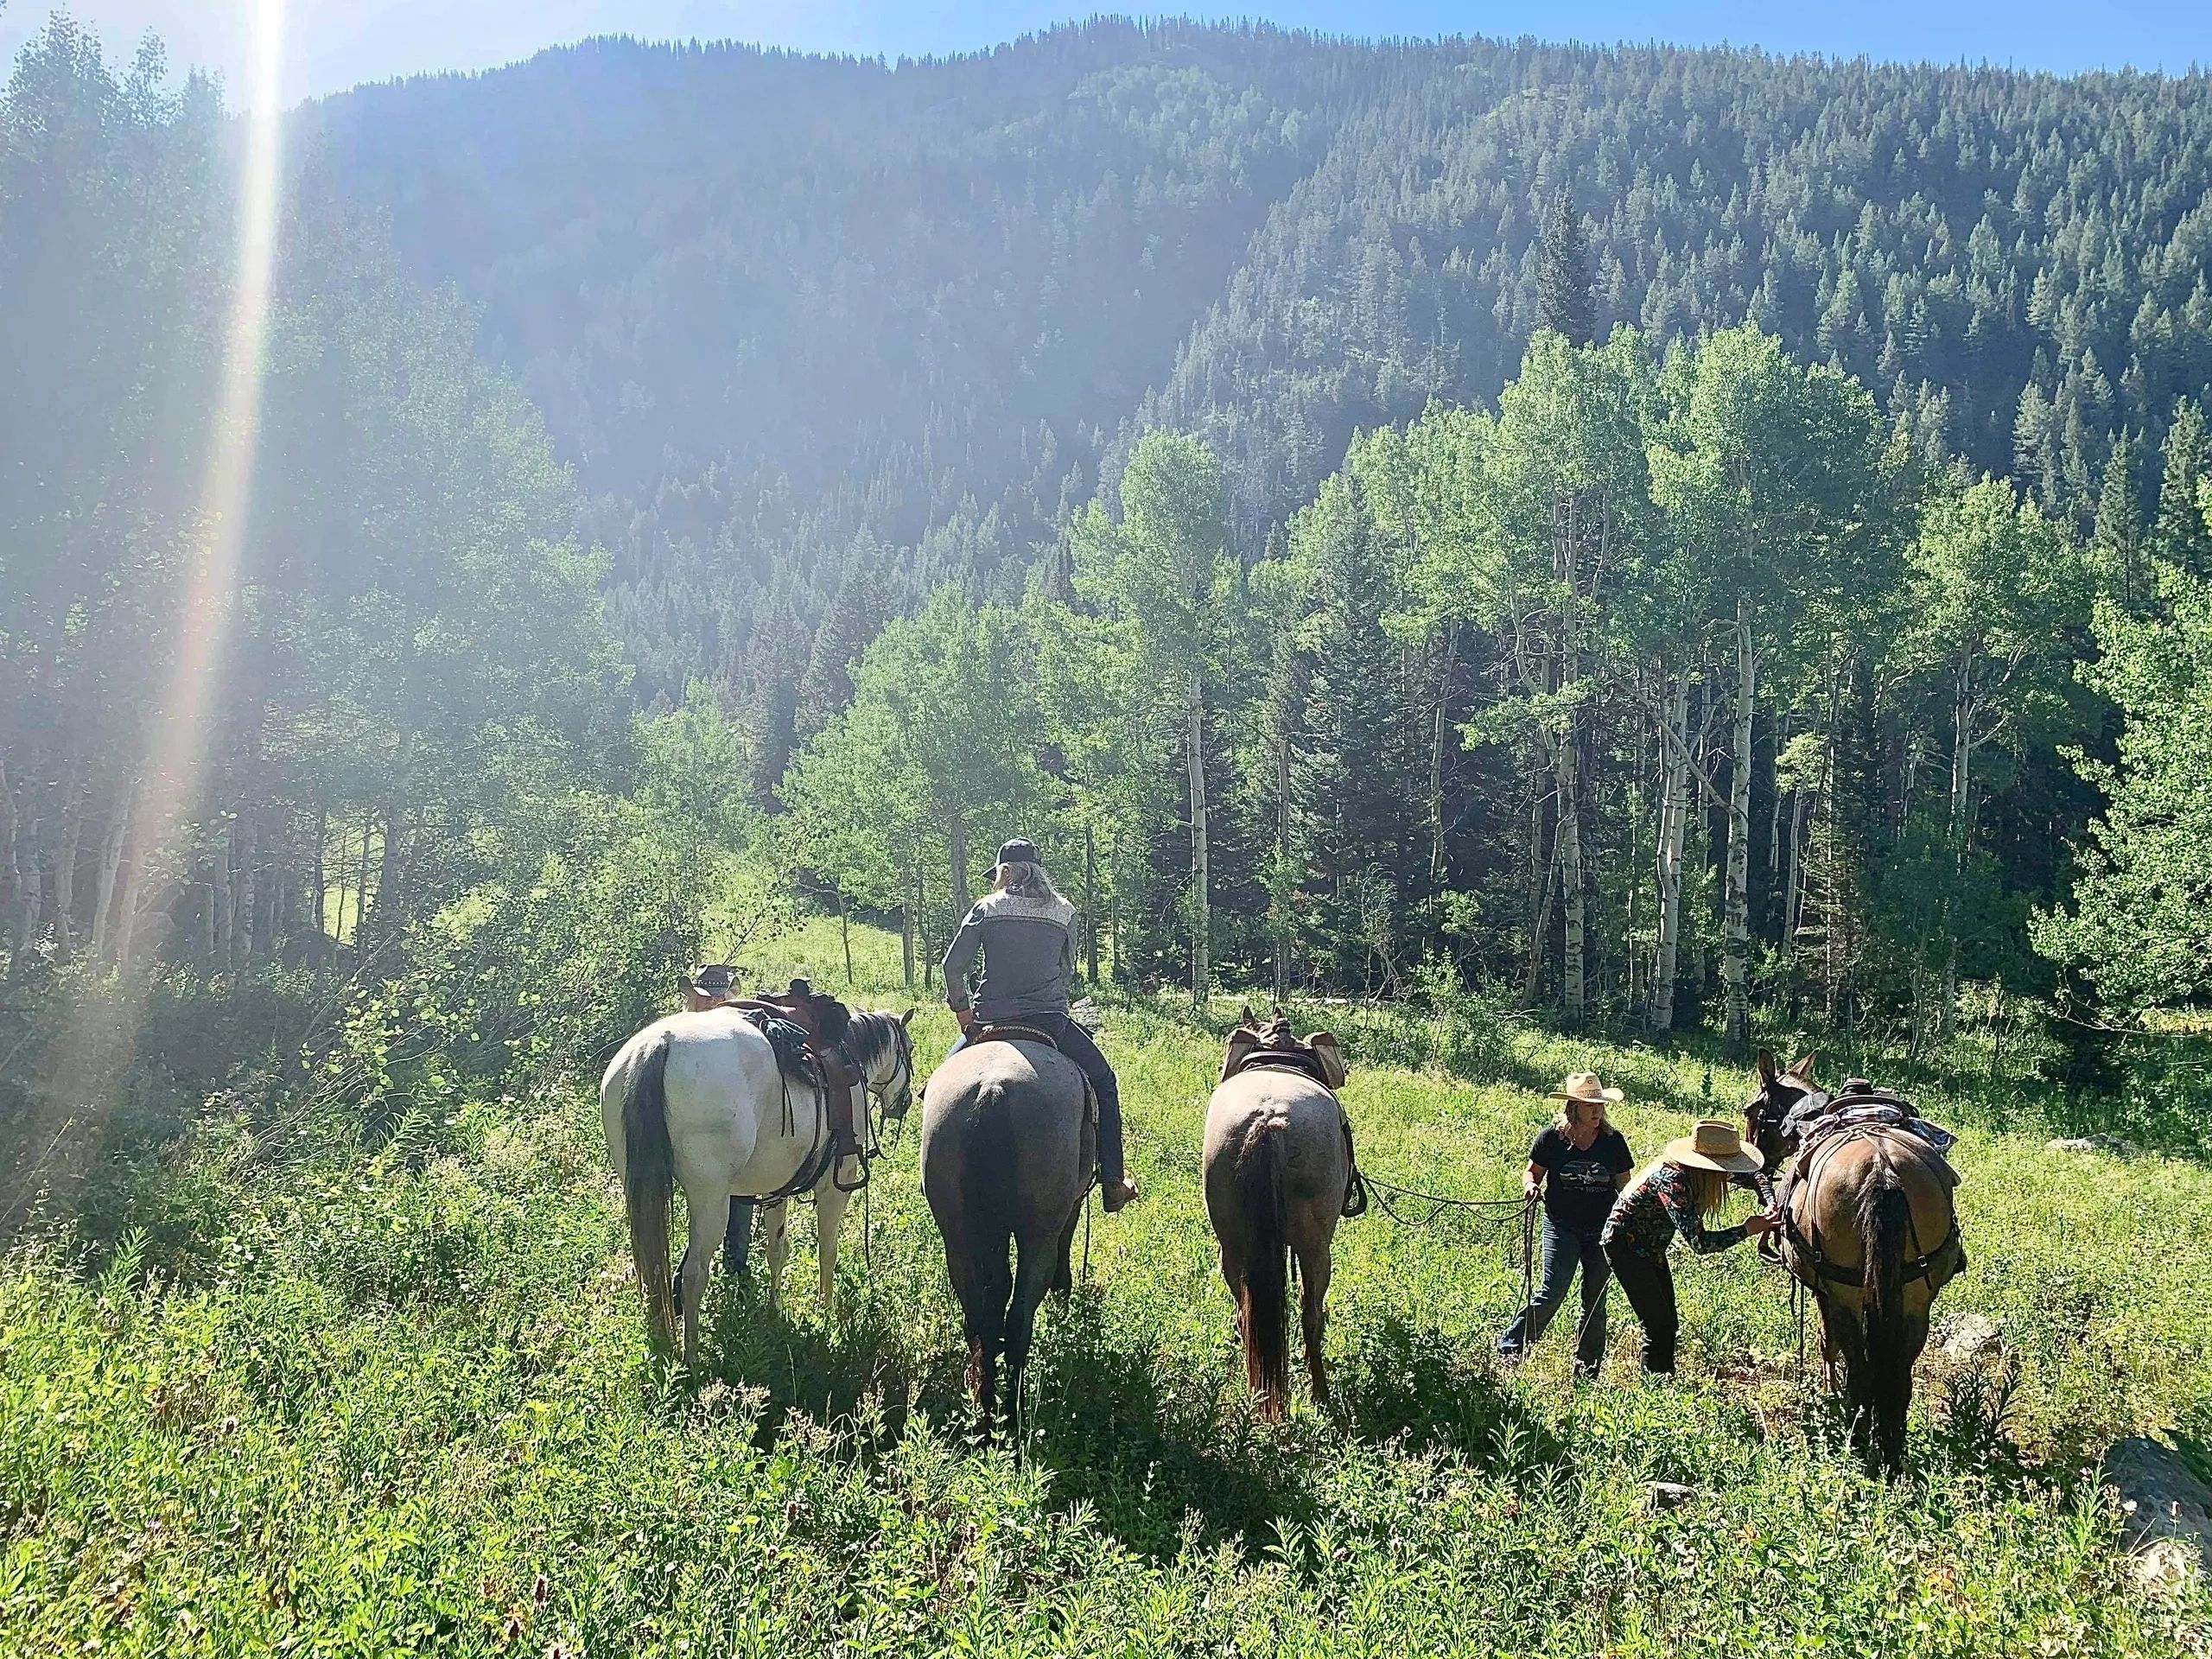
[727,977,868,1179]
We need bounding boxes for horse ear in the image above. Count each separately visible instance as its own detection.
[900,1007,916,1027]
[1755,1048,1779,1084]
[1792,1051,1819,1082]
[1239,1003,1257,1027]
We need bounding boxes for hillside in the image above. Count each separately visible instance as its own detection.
[300,22,2212,725]
[7,920,2209,1652]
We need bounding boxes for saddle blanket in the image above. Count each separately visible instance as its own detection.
[1796,1100,1957,1160]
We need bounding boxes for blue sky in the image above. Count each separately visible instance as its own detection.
[3,1,2206,106]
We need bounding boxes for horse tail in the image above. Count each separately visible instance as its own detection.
[1855,1158,1913,1473]
[1237,1124,1292,1420]
[621,1032,678,1354]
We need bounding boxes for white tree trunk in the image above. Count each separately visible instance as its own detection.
[1652,672,1693,1033]
[0,761,18,978]
[949,819,970,917]
[1942,675,1974,1043]
[52,777,83,957]
[1723,611,1757,1056]
[91,784,133,963]
[1428,623,1455,883]
[1555,714,1586,1027]
[1187,668,1211,1007]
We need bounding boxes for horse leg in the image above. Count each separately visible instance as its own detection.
[762,1198,791,1313]
[815,1176,853,1317]
[1294,1231,1333,1409]
[1002,1236,1061,1460]
[946,1226,1010,1438]
[1049,1191,1086,1300]
[679,1187,721,1373]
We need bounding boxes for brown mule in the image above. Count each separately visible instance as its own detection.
[1203,1007,1353,1420]
[1746,1052,1965,1473]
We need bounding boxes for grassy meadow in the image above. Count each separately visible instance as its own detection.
[4,918,2209,1656]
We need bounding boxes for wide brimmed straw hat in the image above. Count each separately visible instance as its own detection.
[1663,1118,1763,1175]
[1548,1070,1624,1106]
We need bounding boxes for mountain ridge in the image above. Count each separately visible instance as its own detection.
[297,19,2212,769]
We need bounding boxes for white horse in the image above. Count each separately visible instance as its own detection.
[601,1004,914,1367]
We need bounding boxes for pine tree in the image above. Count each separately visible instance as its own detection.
[1535,190,1595,347]
[2155,401,2212,576]
[2094,432,2149,608]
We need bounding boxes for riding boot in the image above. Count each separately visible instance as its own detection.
[1042,1014,1128,1198]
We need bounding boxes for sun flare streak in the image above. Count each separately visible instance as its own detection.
[41,0,288,1151]
[148,0,286,835]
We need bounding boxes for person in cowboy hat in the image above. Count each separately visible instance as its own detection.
[679,963,735,1012]
[940,836,1137,1212]
[1599,1119,1779,1376]
[1496,1071,1637,1377]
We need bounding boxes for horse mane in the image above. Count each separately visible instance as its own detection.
[845,1009,892,1069]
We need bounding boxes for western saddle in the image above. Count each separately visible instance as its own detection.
[722,976,868,1179]
[1217,1008,1364,1217]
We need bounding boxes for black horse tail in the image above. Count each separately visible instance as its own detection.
[1238,1125,1292,1420]
[622,1032,677,1354]
[1856,1162,1913,1474]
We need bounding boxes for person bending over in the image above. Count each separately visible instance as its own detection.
[1600,1120,1777,1376]
[1496,1071,1635,1378]
[939,838,1138,1212]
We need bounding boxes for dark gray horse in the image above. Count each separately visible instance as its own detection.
[919,1036,1092,1448]
[1204,1039,1350,1419]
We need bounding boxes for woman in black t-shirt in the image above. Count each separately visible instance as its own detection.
[1495,1071,1636,1378]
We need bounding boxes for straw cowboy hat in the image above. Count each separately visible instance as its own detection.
[1548,1070,1624,1106]
[1662,1118,1764,1175]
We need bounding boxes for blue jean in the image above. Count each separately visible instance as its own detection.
[948,1012,1125,1186]
[1497,1214,1610,1374]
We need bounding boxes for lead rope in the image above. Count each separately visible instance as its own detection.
[1519,1193,1537,1315]
[1081,1181,1093,1284]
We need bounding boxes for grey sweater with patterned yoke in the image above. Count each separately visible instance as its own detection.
[939,889,1078,1023]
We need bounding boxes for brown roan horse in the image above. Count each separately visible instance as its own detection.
[1203,1008,1353,1421]
[1745,1052,1965,1473]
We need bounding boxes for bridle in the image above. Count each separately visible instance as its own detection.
[1745,1073,1824,1176]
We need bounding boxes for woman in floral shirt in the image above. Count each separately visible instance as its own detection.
[1600,1119,1778,1375]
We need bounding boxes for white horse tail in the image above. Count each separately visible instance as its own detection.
[622,1032,678,1352]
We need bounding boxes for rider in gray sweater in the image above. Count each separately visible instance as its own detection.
[940,838,1138,1211]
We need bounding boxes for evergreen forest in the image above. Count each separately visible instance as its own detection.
[5,15,2212,1650]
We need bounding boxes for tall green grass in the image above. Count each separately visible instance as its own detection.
[3,920,2206,1655]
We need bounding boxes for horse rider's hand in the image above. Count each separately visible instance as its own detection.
[1522,1176,1541,1201]
[954,1007,976,1034]
[1745,1210,1781,1236]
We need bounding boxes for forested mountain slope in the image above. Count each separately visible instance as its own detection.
[302,21,2212,752]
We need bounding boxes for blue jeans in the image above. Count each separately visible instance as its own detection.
[1497,1214,1610,1374]
[948,1013,1125,1187]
